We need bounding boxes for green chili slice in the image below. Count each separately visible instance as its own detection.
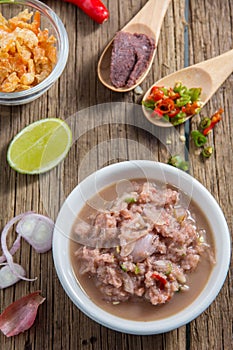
[191,130,207,147]
[189,87,202,102]
[202,146,214,158]
[168,155,189,171]
[124,197,137,204]
[142,99,155,110]
[199,117,211,130]
[174,82,188,95]
[176,95,191,107]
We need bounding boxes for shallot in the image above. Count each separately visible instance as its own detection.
[0,212,54,288]
[0,291,45,337]
[16,213,54,253]
[0,263,25,289]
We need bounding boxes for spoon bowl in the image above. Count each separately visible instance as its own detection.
[142,49,233,127]
[97,0,171,92]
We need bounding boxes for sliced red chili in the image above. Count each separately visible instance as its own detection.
[182,102,199,116]
[168,107,180,118]
[168,91,180,100]
[157,98,175,114]
[151,108,164,118]
[202,108,223,136]
[149,86,165,101]
[152,273,167,290]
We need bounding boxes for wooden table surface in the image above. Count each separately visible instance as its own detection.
[0,0,232,349]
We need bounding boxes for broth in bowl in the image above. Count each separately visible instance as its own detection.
[70,179,215,322]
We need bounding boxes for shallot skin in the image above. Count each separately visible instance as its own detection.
[0,291,45,337]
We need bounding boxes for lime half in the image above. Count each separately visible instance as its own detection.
[7,118,72,174]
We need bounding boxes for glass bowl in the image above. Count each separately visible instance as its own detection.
[0,0,69,105]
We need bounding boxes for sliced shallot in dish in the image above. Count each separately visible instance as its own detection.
[0,212,54,288]
[0,291,45,337]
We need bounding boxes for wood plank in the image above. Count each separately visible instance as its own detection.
[0,0,232,349]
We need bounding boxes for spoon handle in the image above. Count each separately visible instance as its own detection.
[123,0,171,40]
[195,49,233,94]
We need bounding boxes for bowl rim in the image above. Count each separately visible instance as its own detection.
[52,160,231,335]
[0,0,69,100]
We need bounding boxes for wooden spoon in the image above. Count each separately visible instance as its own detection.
[142,49,233,127]
[97,0,171,92]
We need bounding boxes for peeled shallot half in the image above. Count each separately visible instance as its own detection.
[0,212,54,289]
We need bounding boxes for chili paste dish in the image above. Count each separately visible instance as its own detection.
[53,161,231,335]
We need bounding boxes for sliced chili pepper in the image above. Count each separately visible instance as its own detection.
[173,82,190,96]
[168,155,189,171]
[176,95,191,107]
[201,146,214,158]
[168,91,180,100]
[152,273,167,290]
[157,98,175,114]
[191,130,207,147]
[150,86,165,101]
[199,117,211,130]
[202,108,223,136]
[168,107,180,118]
[151,108,163,118]
[142,99,155,110]
[189,87,202,102]
[142,83,202,126]
[182,101,200,116]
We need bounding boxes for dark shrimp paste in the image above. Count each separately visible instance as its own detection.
[110,31,155,88]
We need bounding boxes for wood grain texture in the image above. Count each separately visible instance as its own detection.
[0,0,232,349]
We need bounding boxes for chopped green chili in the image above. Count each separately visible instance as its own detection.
[199,117,211,130]
[201,146,214,158]
[142,82,202,126]
[167,155,189,171]
[189,87,202,102]
[191,130,207,147]
[142,99,155,110]
[165,262,172,276]
[124,197,137,204]
[120,264,127,272]
[176,95,191,107]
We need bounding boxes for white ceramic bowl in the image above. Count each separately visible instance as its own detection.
[52,160,231,335]
[0,0,69,105]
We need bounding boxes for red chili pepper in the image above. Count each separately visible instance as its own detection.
[203,108,223,136]
[150,86,165,101]
[151,108,164,119]
[182,101,199,116]
[168,91,180,100]
[157,98,175,114]
[64,0,109,24]
[152,273,167,289]
[168,107,180,118]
